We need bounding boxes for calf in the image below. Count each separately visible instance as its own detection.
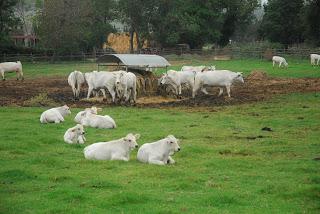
[137,135,181,165]
[310,54,320,66]
[0,61,23,80]
[272,56,288,68]
[193,70,244,98]
[74,106,101,124]
[40,105,71,123]
[68,70,85,99]
[84,133,140,161]
[64,124,86,144]
[80,108,116,129]
[115,71,137,103]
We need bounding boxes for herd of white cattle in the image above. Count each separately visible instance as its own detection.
[40,106,180,165]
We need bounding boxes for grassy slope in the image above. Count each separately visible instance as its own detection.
[3,57,320,79]
[0,93,319,213]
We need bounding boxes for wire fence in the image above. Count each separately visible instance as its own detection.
[1,47,320,63]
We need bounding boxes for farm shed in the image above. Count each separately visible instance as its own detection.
[96,54,171,72]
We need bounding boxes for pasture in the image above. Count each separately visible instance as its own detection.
[3,56,320,79]
[0,94,319,213]
[0,57,320,213]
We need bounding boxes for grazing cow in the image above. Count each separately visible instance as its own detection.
[193,70,244,98]
[74,106,102,124]
[272,56,288,68]
[0,61,23,80]
[40,105,71,123]
[160,70,196,95]
[68,70,85,99]
[80,108,116,129]
[137,135,181,165]
[84,133,140,161]
[84,71,119,102]
[64,124,86,144]
[181,65,215,72]
[115,71,137,103]
[310,54,320,66]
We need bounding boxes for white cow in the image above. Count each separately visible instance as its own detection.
[310,54,320,66]
[137,135,181,165]
[84,133,140,161]
[272,56,288,68]
[64,124,86,144]
[84,71,119,102]
[181,65,215,72]
[193,70,244,98]
[160,70,196,95]
[0,61,23,80]
[115,71,137,103]
[40,105,71,123]
[68,70,85,99]
[80,108,116,129]
[74,106,102,124]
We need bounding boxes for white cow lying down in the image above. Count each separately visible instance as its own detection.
[64,124,86,144]
[74,106,102,124]
[137,135,181,165]
[40,105,71,123]
[310,54,320,66]
[68,70,85,99]
[80,108,116,129]
[0,61,23,80]
[193,70,244,98]
[272,56,288,68]
[84,133,140,161]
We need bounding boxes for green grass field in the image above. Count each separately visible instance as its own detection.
[4,56,320,79]
[1,93,319,213]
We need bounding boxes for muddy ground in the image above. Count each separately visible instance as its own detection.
[0,71,319,108]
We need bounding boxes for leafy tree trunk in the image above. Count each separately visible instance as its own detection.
[129,28,134,53]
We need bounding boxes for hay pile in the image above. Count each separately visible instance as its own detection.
[246,70,269,81]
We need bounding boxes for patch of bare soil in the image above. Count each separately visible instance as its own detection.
[0,71,319,108]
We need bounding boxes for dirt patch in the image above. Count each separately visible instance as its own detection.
[0,71,319,108]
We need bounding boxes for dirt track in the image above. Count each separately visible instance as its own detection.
[0,71,319,108]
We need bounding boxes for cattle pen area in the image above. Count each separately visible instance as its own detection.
[1,57,320,213]
[0,71,320,108]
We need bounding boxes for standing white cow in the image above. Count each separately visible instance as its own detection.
[80,108,116,129]
[84,71,119,102]
[64,124,86,144]
[0,61,23,80]
[193,70,244,98]
[181,65,215,72]
[74,106,102,124]
[272,56,288,68]
[68,70,85,100]
[84,133,140,161]
[160,70,196,95]
[40,105,71,123]
[115,71,137,103]
[137,135,181,165]
[310,54,320,66]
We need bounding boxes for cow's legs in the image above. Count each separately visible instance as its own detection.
[218,87,224,96]
[0,70,5,80]
[87,87,93,99]
[201,87,209,94]
[226,85,231,97]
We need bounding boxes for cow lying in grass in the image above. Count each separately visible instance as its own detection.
[79,108,116,129]
[40,105,71,123]
[64,124,86,144]
[137,135,180,165]
[84,133,140,161]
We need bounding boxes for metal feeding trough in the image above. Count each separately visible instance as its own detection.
[96,54,170,73]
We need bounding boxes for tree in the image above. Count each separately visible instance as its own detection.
[259,0,305,46]
[303,0,320,46]
[0,0,19,44]
[38,0,115,53]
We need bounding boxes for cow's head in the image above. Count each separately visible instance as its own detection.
[124,133,140,150]
[72,124,85,135]
[166,135,181,154]
[62,105,71,115]
[234,72,244,84]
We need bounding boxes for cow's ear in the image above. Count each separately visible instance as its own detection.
[134,134,140,140]
[71,128,75,132]
[81,112,86,117]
